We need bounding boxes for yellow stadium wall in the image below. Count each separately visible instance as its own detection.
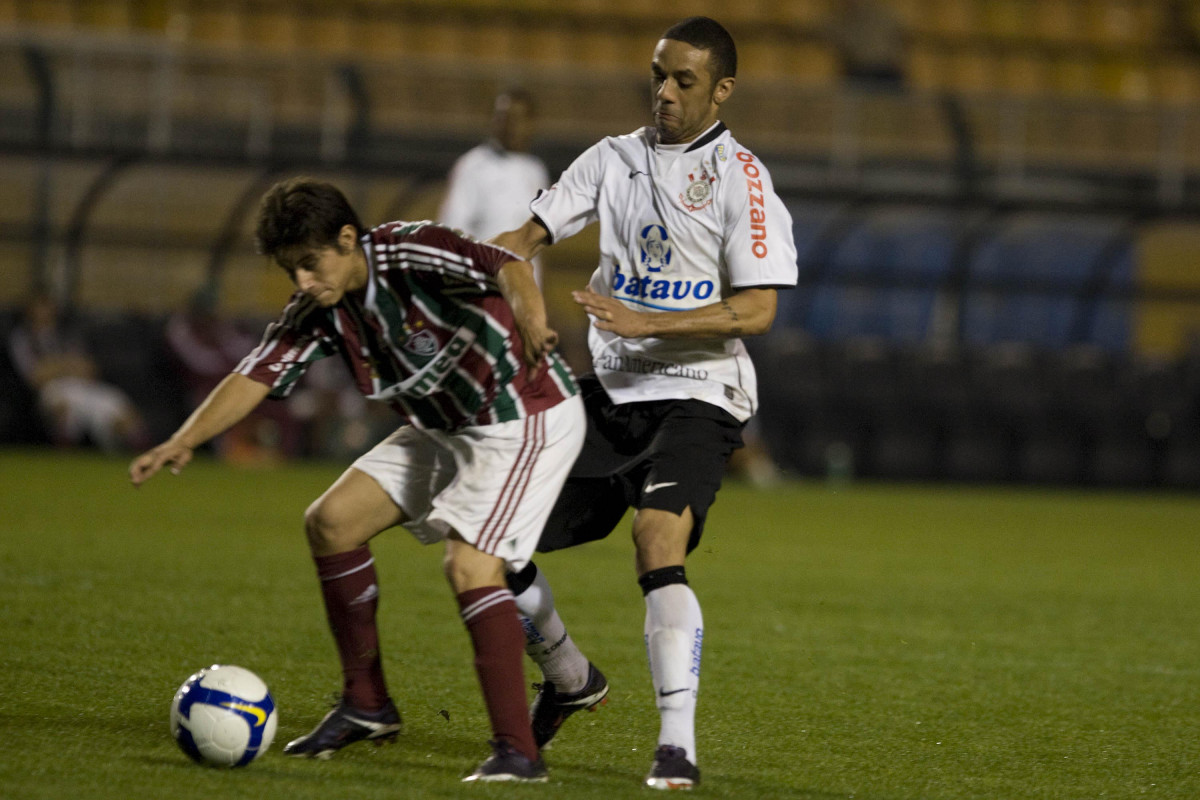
[1134,222,1200,358]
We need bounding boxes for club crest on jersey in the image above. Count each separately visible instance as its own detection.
[403,329,438,357]
[680,166,716,212]
[639,224,673,273]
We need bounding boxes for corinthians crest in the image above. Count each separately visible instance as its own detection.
[680,165,716,212]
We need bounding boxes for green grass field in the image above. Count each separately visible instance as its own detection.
[2,449,1198,799]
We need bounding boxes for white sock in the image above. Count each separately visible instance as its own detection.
[511,565,590,693]
[644,582,703,762]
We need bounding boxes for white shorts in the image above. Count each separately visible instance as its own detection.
[352,395,585,570]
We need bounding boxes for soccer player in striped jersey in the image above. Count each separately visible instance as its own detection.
[129,178,590,783]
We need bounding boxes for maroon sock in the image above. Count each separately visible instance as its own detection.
[458,586,538,761]
[314,546,388,712]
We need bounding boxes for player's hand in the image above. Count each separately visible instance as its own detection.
[517,321,559,382]
[129,439,195,487]
[573,290,651,338]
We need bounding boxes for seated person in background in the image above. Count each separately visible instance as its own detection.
[8,292,144,452]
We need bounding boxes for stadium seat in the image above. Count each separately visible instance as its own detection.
[960,214,1133,350]
[981,0,1027,39]
[296,9,354,56]
[1033,0,1081,43]
[1098,58,1154,102]
[1088,0,1153,46]
[188,1,245,48]
[998,51,1050,97]
[243,4,301,53]
[354,12,407,60]
[18,0,73,27]
[1134,221,1200,354]
[804,206,961,343]
[1058,54,1103,97]
[74,0,134,32]
[928,0,982,36]
[905,44,944,92]
[1155,58,1200,106]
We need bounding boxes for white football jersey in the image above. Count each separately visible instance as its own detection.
[530,122,797,421]
[440,141,550,243]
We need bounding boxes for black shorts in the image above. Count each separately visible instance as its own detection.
[538,375,745,555]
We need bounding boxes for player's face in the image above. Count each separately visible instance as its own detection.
[651,39,734,144]
[277,225,366,307]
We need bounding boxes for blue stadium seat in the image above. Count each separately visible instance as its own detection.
[960,214,1132,350]
[778,200,847,330]
[797,206,962,343]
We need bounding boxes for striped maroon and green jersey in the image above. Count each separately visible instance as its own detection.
[234,221,577,430]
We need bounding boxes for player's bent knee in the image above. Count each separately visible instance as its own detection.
[442,538,505,593]
[303,497,362,553]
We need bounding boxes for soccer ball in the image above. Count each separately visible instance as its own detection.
[170,664,277,767]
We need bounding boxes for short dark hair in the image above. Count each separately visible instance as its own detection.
[255,178,365,258]
[661,16,737,81]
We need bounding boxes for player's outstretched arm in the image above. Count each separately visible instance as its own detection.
[574,286,778,340]
[129,373,271,486]
[489,217,552,261]
[497,259,558,381]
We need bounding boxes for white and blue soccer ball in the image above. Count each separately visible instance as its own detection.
[170,664,277,767]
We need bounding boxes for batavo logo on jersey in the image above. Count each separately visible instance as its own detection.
[386,329,477,398]
[611,260,715,304]
[737,151,769,259]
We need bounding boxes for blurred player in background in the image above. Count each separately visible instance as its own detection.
[439,88,550,284]
[493,16,798,790]
[130,178,592,783]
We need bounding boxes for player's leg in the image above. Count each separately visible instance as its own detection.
[632,402,744,790]
[420,400,584,781]
[286,428,434,759]
[507,477,625,746]
[633,507,704,790]
[444,537,546,782]
[507,379,630,745]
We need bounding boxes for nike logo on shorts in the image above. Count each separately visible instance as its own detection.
[644,481,678,494]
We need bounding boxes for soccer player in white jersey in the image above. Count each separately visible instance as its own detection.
[129,179,589,782]
[492,16,798,790]
[439,89,550,283]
